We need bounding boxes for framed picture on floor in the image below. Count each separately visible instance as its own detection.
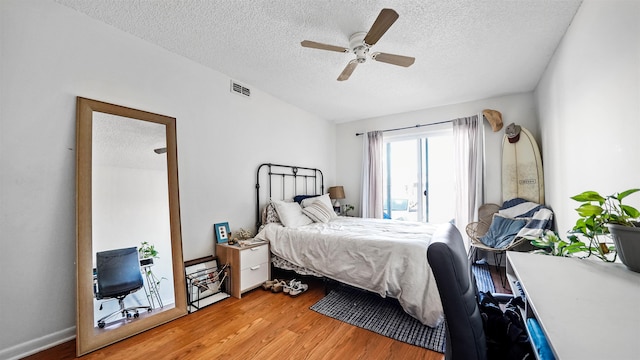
[214,222,230,244]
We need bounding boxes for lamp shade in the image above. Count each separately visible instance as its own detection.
[328,186,345,200]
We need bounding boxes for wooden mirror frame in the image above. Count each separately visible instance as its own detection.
[75,97,187,355]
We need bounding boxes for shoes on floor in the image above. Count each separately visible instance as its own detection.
[283,279,296,294]
[262,279,279,290]
[271,280,287,293]
[283,279,308,297]
[289,282,308,297]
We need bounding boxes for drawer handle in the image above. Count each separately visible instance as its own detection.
[250,247,260,251]
[250,265,261,270]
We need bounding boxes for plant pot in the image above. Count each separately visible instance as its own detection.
[607,223,640,272]
[140,257,154,266]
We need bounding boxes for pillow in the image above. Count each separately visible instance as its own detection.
[301,193,337,218]
[293,194,318,204]
[302,200,334,223]
[261,202,281,225]
[479,214,527,249]
[271,200,313,227]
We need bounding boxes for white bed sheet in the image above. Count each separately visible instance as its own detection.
[255,216,444,327]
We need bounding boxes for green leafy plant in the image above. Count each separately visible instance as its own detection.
[343,204,355,216]
[138,242,166,288]
[528,231,588,257]
[570,188,640,261]
[139,241,159,259]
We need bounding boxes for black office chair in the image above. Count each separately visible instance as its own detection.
[428,223,488,360]
[95,247,151,328]
[430,223,536,360]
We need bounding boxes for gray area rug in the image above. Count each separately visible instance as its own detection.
[310,264,495,352]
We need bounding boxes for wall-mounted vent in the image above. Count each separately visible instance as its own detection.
[230,80,251,98]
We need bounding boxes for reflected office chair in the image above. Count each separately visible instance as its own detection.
[427,223,514,360]
[95,247,150,328]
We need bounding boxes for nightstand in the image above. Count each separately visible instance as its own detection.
[215,242,270,298]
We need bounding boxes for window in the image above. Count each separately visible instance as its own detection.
[382,126,454,223]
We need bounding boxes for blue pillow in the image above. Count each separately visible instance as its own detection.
[479,214,527,249]
[293,194,318,204]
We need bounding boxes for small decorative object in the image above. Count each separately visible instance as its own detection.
[570,189,640,268]
[214,222,231,244]
[343,204,355,216]
[229,228,256,247]
[231,228,253,241]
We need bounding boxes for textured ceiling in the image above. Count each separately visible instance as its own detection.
[56,0,583,123]
[93,112,167,171]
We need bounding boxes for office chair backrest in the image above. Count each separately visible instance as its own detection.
[96,247,144,299]
[427,223,487,360]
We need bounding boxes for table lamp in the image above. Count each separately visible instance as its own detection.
[328,186,345,213]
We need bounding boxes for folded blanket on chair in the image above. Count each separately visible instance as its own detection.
[499,198,554,240]
[479,214,528,249]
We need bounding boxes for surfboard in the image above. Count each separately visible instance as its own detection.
[502,127,545,204]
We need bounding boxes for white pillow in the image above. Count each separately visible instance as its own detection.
[302,201,334,223]
[301,193,337,218]
[272,200,313,227]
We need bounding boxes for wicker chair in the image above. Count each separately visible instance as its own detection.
[466,203,530,286]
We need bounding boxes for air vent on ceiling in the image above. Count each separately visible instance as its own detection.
[230,80,251,98]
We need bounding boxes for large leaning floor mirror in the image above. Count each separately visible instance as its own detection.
[76,97,187,355]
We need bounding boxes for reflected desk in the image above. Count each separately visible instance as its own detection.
[506,251,640,360]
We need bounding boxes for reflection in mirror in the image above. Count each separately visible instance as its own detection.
[91,113,175,327]
[76,97,187,355]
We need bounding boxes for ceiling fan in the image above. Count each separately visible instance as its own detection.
[301,8,415,81]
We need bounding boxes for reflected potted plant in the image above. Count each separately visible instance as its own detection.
[139,241,159,266]
[571,189,640,271]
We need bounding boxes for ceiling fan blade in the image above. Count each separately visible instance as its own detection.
[371,52,415,67]
[301,40,349,53]
[337,60,358,81]
[363,8,399,46]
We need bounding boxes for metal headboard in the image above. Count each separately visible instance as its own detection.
[255,163,324,229]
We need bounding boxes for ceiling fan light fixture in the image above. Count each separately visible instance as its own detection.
[354,46,369,63]
[300,8,413,81]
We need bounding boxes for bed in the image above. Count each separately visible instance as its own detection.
[254,163,444,327]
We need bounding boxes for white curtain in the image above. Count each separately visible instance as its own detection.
[453,115,484,249]
[361,131,384,218]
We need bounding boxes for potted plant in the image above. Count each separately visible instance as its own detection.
[529,230,588,257]
[343,204,355,216]
[139,241,159,266]
[571,189,640,271]
[138,241,166,307]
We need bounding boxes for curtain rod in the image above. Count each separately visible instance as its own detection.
[355,119,454,136]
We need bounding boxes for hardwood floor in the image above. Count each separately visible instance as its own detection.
[24,277,444,360]
[25,265,510,360]
[490,264,512,294]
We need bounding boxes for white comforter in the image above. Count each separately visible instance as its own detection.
[255,217,444,327]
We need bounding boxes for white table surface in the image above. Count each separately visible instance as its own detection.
[507,251,640,360]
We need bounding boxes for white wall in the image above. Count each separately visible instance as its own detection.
[535,0,640,236]
[93,165,176,309]
[335,92,540,215]
[0,0,335,358]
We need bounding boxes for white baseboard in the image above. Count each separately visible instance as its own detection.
[0,327,75,360]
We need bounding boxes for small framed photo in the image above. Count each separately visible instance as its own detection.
[214,222,230,244]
